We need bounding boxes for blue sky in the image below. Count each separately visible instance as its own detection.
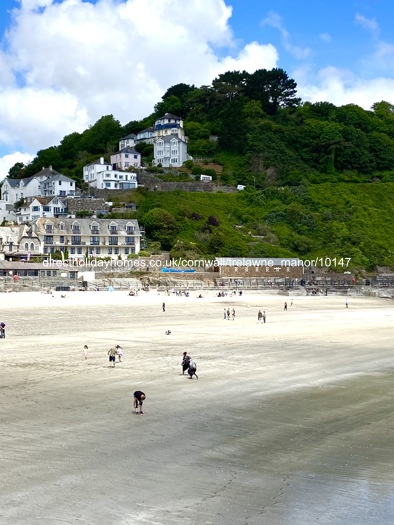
[1,0,394,179]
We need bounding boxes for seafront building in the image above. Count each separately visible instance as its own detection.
[0,218,142,262]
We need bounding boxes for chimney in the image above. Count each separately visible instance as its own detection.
[49,165,53,171]
[100,157,104,164]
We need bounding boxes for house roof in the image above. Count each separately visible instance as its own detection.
[41,173,75,183]
[120,133,136,139]
[34,217,141,237]
[34,167,63,178]
[2,175,37,188]
[137,127,154,134]
[158,113,181,120]
[154,135,187,145]
[31,196,67,206]
[117,147,140,155]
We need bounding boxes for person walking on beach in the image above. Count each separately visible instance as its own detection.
[182,351,191,375]
[162,302,166,312]
[0,322,5,338]
[83,345,88,360]
[227,308,231,320]
[188,358,198,379]
[133,391,146,414]
[116,344,124,362]
[223,308,227,320]
[345,299,349,308]
[108,346,118,367]
[232,308,235,321]
[257,310,263,323]
[262,311,266,323]
[284,302,288,311]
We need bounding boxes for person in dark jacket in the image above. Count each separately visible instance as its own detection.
[133,391,146,414]
[181,351,190,375]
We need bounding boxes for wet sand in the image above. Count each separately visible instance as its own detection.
[1,291,394,524]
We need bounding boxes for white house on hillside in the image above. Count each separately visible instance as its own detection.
[119,134,136,150]
[152,113,191,167]
[134,127,155,144]
[17,196,69,224]
[83,157,138,190]
[1,166,76,205]
[0,200,17,223]
[1,176,41,205]
[39,171,76,197]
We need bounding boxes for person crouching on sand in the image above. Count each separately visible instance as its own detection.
[133,391,146,414]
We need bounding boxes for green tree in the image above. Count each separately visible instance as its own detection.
[142,208,179,250]
[80,115,122,154]
[8,162,25,179]
[245,68,301,115]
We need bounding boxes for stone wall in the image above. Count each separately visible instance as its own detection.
[66,197,110,214]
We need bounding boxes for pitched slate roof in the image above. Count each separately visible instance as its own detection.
[3,175,36,188]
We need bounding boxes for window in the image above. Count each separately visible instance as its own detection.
[90,236,100,246]
[59,236,65,243]
[125,236,134,245]
[43,206,50,212]
[134,155,138,159]
[33,206,40,212]
[45,223,53,233]
[114,247,119,255]
[77,247,82,255]
[125,153,129,158]
[72,224,81,234]
[110,224,117,234]
[126,224,134,234]
[125,248,129,255]
[108,248,112,255]
[44,235,53,244]
[71,236,81,245]
[109,236,118,246]
[91,223,99,234]
[59,222,65,230]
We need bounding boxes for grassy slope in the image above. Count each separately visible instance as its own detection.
[130,182,394,269]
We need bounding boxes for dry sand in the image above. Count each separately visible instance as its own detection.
[1,290,394,524]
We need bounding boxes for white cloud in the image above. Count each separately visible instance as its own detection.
[355,13,380,36]
[298,66,394,110]
[0,152,35,183]
[261,10,311,60]
[0,0,278,180]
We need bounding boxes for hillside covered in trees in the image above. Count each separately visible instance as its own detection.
[5,68,394,270]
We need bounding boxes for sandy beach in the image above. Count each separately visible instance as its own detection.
[1,289,394,524]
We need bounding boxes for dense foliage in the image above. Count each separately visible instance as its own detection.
[125,183,394,271]
[5,68,394,269]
